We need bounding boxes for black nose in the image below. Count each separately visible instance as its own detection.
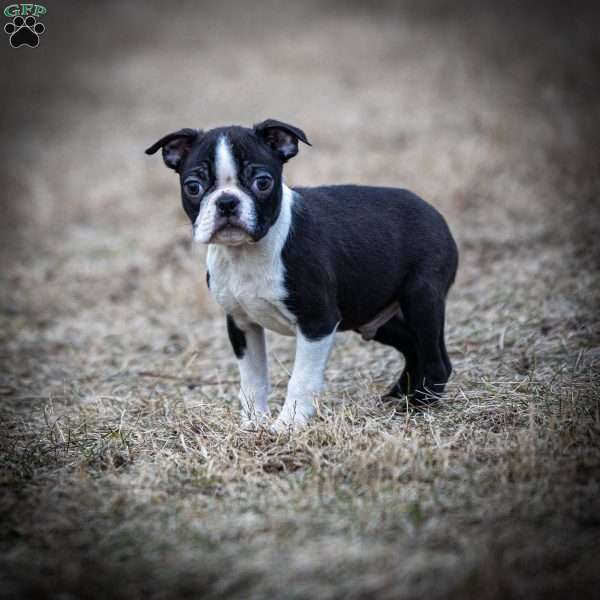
[216,195,240,217]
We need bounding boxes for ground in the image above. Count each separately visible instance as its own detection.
[1,1,599,598]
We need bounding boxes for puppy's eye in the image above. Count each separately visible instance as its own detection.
[184,180,203,199]
[252,175,273,195]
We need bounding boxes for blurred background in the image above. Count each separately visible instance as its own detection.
[1,1,599,597]
[2,0,599,395]
[2,0,599,313]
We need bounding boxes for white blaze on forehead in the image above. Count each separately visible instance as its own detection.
[215,135,238,186]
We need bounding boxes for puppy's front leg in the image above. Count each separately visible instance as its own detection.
[226,316,270,427]
[273,329,336,432]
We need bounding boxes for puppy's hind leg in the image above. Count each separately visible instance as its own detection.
[401,279,450,406]
[371,316,420,401]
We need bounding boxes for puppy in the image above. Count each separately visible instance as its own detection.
[146,119,458,430]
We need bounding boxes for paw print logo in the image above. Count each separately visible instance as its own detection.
[4,15,45,48]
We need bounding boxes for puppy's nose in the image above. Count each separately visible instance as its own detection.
[216,195,240,217]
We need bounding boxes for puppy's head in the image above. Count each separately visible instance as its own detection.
[145,120,310,246]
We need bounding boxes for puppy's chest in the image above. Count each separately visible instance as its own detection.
[207,247,296,336]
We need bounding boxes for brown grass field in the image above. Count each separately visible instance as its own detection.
[1,1,599,598]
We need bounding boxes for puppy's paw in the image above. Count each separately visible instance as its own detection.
[270,416,307,434]
[240,411,270,431]
[270,408,312,434]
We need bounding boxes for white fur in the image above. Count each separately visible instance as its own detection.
[272,329,337,432]
[193,135,255,244]
[215,132,237,184]
[237,324,270,426]
[206,184,336,430]
[206,184,296,336]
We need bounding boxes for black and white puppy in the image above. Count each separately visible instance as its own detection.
[145,120,458,430]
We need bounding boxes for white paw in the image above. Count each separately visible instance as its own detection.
[270,416,306,434]
[240,411,270,431]
[270,407,312,434]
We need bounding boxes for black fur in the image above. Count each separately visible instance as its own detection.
[282,185,458,404]
[146,121,459,407]
[146,124,310,241]
[226,315,246,359]
[254,119,311,162]
[144,128,200,171]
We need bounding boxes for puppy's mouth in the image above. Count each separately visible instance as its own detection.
[209,218,254,246]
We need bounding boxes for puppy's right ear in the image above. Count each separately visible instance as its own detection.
[145,128,201,171]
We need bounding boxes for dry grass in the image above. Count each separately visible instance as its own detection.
[1,1,600,598]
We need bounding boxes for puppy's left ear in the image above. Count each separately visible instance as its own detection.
[254,119,311,162]
[145,128,201,172]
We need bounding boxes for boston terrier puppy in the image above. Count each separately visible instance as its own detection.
[145,120,458,431]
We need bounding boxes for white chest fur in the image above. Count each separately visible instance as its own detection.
[206,185,297,336]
